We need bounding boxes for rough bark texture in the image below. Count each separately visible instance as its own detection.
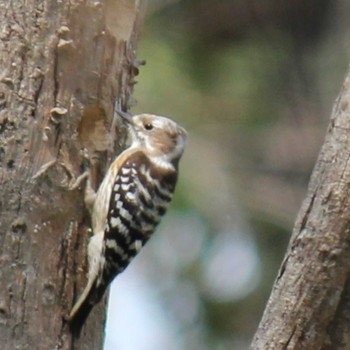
[0,1,146,349]
[251,67,350,349]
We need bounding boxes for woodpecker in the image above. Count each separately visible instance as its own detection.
[68,111,187,334]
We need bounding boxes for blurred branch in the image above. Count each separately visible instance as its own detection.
[251,66,350,349]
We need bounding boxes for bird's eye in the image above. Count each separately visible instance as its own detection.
[144,123,153,130]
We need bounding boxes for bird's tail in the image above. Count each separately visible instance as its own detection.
[67,278,98,337]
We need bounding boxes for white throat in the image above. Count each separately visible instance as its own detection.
[149,154,175,171]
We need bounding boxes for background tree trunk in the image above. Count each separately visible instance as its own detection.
[0,1,146,349]
[251,67,350,349]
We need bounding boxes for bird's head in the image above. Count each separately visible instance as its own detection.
[118,111,187,168]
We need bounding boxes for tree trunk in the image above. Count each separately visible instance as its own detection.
[0,1,146,349]
[251,67,350,349]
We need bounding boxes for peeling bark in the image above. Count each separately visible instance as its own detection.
[0,1,146,349]
[251,68,350,349]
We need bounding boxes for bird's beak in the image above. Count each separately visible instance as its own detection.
[116,110,139,146]
[116,110,134,125]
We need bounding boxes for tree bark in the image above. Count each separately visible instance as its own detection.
[251,67,350,349]
[0,1,146,349]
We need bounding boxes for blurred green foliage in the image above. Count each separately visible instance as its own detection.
[129,1,349,348]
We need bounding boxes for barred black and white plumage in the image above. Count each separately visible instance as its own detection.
[68,112,187,334]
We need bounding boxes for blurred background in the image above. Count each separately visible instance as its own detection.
[105,1,350,349]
